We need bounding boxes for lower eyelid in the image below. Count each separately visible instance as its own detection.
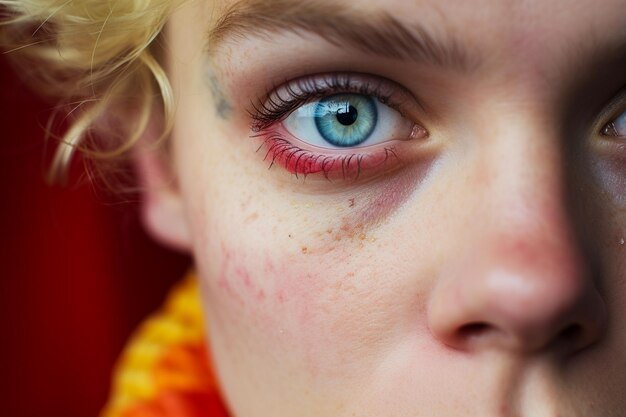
[254,129,405,180]
[248,73,430,181]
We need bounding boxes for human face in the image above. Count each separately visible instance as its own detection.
[162,0,626,415]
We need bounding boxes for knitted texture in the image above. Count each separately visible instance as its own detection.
[101,273,230,417]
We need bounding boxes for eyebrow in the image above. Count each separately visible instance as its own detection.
[208,0,478,72]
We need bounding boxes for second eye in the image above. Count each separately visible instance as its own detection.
[283,93,415,149]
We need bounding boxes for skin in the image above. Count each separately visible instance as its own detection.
[143,0,626,415]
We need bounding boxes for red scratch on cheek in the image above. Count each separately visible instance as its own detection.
[217,242,264,305]
[264,256,287,303]
[217,274,232,292]
[215,274,245,306]
[217,243,240,303]
[235,265,252,288]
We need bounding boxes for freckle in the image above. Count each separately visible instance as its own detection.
[245,212,259,223]
[301,246,309,254]
[348,198,355,208]
[331,281,343,290]
[346,272,355,278]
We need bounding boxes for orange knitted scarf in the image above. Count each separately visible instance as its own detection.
[101,273,230,417]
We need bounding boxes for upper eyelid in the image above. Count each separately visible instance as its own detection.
[591,85,626,134]
[249,73,423,131]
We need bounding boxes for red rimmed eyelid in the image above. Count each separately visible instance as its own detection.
[256,129,407,179]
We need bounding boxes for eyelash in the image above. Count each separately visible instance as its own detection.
[250,74,396,131]
[256,133,401,180]
[249,74,411,179]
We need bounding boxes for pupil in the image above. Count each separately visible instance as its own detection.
[336,104,358,126]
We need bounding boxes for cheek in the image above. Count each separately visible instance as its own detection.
[189,179,428,383]
[174,104,439,385]
[195,217,378,377]
[589,143,626,206]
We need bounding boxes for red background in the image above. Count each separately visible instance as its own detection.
[0,54,192,416]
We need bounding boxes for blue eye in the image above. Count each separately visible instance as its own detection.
[283,92,415,149]
[313,94,377,147]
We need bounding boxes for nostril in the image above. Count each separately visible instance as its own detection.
[455,322,509,350]
[455,322,591,353]
[555,323,586,353]
[458,322,491,339]
[429,259,607,353]
[558,324,582,342]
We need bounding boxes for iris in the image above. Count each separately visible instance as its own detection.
[314,94,378,147]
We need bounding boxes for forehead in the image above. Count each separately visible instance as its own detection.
[210,0,626,68]
[420,0,626,65]
[189,0,626,124]
[195,0,626,112]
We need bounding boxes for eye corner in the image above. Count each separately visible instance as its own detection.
[409,123,429,141]
[600,121,618,137]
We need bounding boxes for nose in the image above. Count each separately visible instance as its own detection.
[427,137,607,355]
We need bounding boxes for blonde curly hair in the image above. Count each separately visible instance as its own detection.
[0,0,184,184]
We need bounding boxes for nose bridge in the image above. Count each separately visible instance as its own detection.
[427,115,606,354]
[480,104,564,211]
[461,115,577,276]
[483,119,575,268]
